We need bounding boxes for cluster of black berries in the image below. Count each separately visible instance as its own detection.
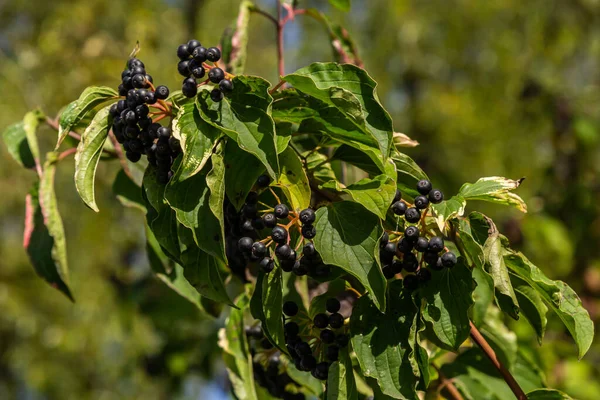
[110,57,180,184]
[382,180,457,290]
[282,298,349,381]
[245,325,305,400]
[176,39,233,101]
[223,174,330,279]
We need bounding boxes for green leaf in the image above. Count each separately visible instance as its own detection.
[314,201,387,311]
[430,195,466,232]
[145,223,171,275]
[171,102,222,181]
[391,151,429,198]
[510,274,548,343]
[471,267,494,327]
[350,280,420,399]
[273,90,385,172]
[526,389,573,399]
[219,295,259,400]
[328,0,351,11]
[165,161,225,263]
[419,260,474,351]
[224,139,265,210]
[459,176,527,212]
[453,218,493,327]
[57,86,118,148]
[221,0,252,75]
[480,308,517,370]
[482,224,520,320]
[286,361,324,397]
[23,110,45,168]
[2,121,35,168]
[74,105,112,212]
[321,160,396,219]
[275,146,311,211]
[284,62,393,164]
[327,350,358,400]
[142,166,181,262]
[504,252,594,359]
[196,76,279,179]
[112,170,145,212]
[156,264,207,313]
[250,269,287,354]
[24,158,73,301]
[207,150,227,258]
[180,242,234,307]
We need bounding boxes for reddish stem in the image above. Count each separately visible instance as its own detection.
[276,2,284,77]
[57,147,77,161]
[469,322,527,399]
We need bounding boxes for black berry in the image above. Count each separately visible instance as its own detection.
[313,313,329,329]
[126,151,141,162]
[428,237,444,253]
[326,298,340,313]
[336,334,349,348]
[257,174,271,187]
[182,80,197,98]
[414,195,429,210]
[404,225,420,242]
[403,253,419,272]
[274,204,290,219]
[210,88,224,102]
[177,60,190,77]
[391,201,407,216]
[284,322,299,337]
[219,79,234,92]
[415,237,429,252]
[424,251,440,267]
[429,189,444,204]
[417,179,432,195]
[283,301,299,317]
[405,207,421,223]
[320,329,335,344]
[252,242,267,258]
[393,189,402,203]
[328,313,344,329]
[441,251,457,268]
[262,213,277,228]
[238,237,253,252]
[206,47,222,62]
[275,244,292,259]
[301,224,316,239]
[271,226,288,244]
[192,46,207,62]
[155,85,169,99]
[187,39,201,52]
[299,208,315,224]
[177,44,190,60]
[259,257,275,273]
[292,260,308,276]
[397,237,413,254]
[303,243,317,258]
[380,231,389,248]
[208,67,225,83]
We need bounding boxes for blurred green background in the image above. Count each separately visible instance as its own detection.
[0,0,599,399]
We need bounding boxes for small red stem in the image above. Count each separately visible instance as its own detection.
[469,322,527,399]
[57,147,77,161]
[276,2,285,77]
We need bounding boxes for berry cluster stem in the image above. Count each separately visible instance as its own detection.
[432,365,464,400]
[469,321,527,400]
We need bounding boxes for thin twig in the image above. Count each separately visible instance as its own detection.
[276,1,285,77]
[433,365,464,400]
[57,148,77,161]
[469,321,527,400]
[269,80,286,94]
[250,6,279,26]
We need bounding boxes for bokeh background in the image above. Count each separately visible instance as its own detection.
[1,0,599,399]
